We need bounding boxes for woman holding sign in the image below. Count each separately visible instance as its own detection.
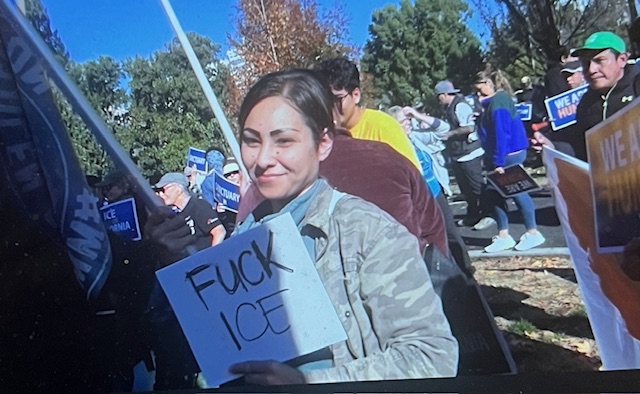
[228,69,458,384]
[474,66,545,252]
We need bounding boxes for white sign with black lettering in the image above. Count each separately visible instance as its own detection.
[156,213,346,386]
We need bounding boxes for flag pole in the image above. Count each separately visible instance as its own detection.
[0,1,163,210]
[158,0,248,180]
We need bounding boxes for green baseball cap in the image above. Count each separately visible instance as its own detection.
[571,31,626,57]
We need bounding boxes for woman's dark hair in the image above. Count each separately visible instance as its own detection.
[238,69,336,145]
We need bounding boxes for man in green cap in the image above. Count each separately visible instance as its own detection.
[574,31,629,91]
[533,31,640,161]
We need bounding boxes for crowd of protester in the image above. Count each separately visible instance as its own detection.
[3,28,640,393]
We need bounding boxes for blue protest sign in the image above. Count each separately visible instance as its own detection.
[187,147,207,172]
[99,198,142,241]
[515,103,532,121]
[214,173,240,212]
[544,85,589,131]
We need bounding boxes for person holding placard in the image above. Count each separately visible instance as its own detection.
[533,32,640,162]
[215,161,241,236]
[96,169,133,204]
[515,76,546,136]
[96,168,149,232]
[228,69,458,384]
[200,147,225,206]
[560,61,586,89]
[544,46,575,98]
[474,66,545,253]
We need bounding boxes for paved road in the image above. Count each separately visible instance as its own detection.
[449,188,568,256]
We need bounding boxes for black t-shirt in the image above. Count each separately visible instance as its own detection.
[177,196,221,251]
[218,210,237,237]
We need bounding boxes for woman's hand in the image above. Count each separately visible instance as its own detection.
[229,360,305,385]
[495,166,505,174]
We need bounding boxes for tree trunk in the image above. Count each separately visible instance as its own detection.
[629,0,638,21]
[498,0,562,68]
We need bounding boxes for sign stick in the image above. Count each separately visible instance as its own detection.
[158,0,249,180]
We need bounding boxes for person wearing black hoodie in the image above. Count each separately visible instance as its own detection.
[534,32,640,162]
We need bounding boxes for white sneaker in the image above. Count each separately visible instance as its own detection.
[473,217,496,230]
[484,235,516,253]
[456,217,477,227]
[514,232,545,251]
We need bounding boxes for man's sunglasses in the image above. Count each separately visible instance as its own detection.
[153,185,168,193]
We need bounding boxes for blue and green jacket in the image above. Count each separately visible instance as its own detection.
[478,91,529,167]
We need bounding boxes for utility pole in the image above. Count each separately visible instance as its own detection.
[16,0,26,14]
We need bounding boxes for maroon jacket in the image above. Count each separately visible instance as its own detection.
[236,130,447,254]
[320,130,447,254]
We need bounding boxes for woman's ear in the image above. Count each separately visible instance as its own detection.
[318,128,334,162]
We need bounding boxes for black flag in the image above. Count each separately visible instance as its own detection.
[0,11,112,301]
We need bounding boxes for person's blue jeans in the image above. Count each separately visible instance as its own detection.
[488,150,537,232]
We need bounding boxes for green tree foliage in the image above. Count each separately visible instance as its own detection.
[361,0,483,111]
[24,0,231,178]
[484,8,547,84]
[122,33,230,178]
[61,57,128,176]
[24,0,113,176]
[67,56,127,115]
[53,96,112,177]
[24,0,69,66]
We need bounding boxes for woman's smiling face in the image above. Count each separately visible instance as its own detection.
[240,96,332,211]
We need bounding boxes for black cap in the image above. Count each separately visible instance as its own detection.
[95,169,127,187]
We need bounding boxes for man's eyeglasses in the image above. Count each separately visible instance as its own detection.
[153,185,168,193]
[333,90,353,107]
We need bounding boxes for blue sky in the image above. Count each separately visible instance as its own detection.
[37,0,489,63]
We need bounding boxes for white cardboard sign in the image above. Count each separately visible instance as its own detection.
[156,213,347,386]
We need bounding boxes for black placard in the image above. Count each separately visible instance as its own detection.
[486,164,541,198]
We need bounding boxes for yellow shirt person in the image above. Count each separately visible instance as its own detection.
[316,57,421,172]
[351,109,421,170]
